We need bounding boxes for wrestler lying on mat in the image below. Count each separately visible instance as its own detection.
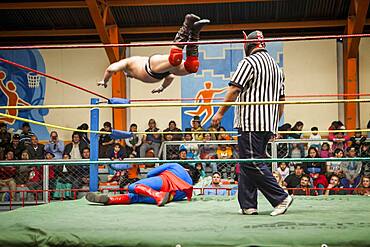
[97,14,210,94]
[86,163,199,206]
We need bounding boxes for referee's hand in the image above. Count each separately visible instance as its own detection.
[211,112,223,126]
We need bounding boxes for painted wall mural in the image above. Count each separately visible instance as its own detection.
[0,50,49,139]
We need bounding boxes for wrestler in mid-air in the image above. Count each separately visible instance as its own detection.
[97,14,210,94]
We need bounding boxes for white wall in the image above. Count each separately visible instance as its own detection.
[283,40,338,133]
[359,38,370,129]
[40,48,112,141]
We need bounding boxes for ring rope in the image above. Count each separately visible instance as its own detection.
[1,111,368,137]
[130,93,370,102]
[0,157,368,166]
[0,98,369,110]
[0,112,110,135]
[0,33,368,50]
[0,57,109,100]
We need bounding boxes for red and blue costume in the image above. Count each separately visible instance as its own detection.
[87,163,193,206]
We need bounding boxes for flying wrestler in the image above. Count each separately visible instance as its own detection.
[97,14,210,94]
[85,162,199,206]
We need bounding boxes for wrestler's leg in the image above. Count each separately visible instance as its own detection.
[150,14,200,74]
[128,176,170,206]
[184,19,210,73]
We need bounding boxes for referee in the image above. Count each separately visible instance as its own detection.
[211,30,293,216]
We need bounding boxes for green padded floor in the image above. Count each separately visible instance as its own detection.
[0,196,369,247]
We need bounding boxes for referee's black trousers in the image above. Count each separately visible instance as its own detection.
[237,131,288,209]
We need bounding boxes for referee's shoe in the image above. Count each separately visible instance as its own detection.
[270,195,293,216]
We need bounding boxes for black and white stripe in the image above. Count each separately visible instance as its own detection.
[230,50,285,132]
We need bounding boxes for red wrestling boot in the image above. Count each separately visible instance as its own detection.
[184,19,210,73]
[85,192,131,205]
[169,14,201,66]
[133,184,170,207]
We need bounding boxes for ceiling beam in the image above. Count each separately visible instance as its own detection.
[85,0,120,63]
[2,19,365,38]
[0,1,86,9]
[345,0,370,58]
[0,0,274,9]
[107,0,273,6]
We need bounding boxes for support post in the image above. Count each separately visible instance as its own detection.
[90,98,99,192]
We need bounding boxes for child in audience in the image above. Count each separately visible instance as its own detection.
[309,127,322,150]
[276,162,290,180]
[320,142,331,158]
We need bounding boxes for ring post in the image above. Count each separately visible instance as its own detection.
[90,98,99,192]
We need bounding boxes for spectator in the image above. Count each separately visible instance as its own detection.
[360,143,370,176]
[53,154,73,200]
[320,142,331,158]
[349,129,366,153]
[293,174,317,196]
[330,131,349,154]
[44,131,64,159]
[324,174,346,196]
[207,121,219,140]
[288,121,305,158]
[6,134,23,160]
[0,150,17,200]
[26,135,45,160]
[140,119,162,157]
[309,126,322,150]
[124,123,142,157]
[19,122,34,147]
[326,148,344,179]
[15,150,32,185]
[217,126,231,141]
[354,175,370,196]
[178,146,189,161]
[191,116,204,141]
[78,147,91,197]
[63,132,88,159]
[183,128,199,159]
[199,133,217,159]
[276,162,290,181]
[216,144,233,178]
[163,120,183,141]
[204,172,227,196]
[99,122,114,158]
[199,132,217,173]
[367,120,370,138]
[303,147,328,195]
[0,122,11,160]
[109,143,126,160]
[195,163,206,179]
[273,171,286,189]
[77,123,90,147]
[284,164,304,194]
[340,147,362,190]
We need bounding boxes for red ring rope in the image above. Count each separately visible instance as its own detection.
[0,57,109,100]
[0,33,368,50]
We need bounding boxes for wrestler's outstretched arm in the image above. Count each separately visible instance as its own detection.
[151,74,175,94]
[97,59,128,88]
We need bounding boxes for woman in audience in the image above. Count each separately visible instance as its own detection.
[354,175,370,196]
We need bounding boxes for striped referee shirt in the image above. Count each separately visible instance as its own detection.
[230,49,285,132]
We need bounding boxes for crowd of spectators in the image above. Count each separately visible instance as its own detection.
[0,118,369,201]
